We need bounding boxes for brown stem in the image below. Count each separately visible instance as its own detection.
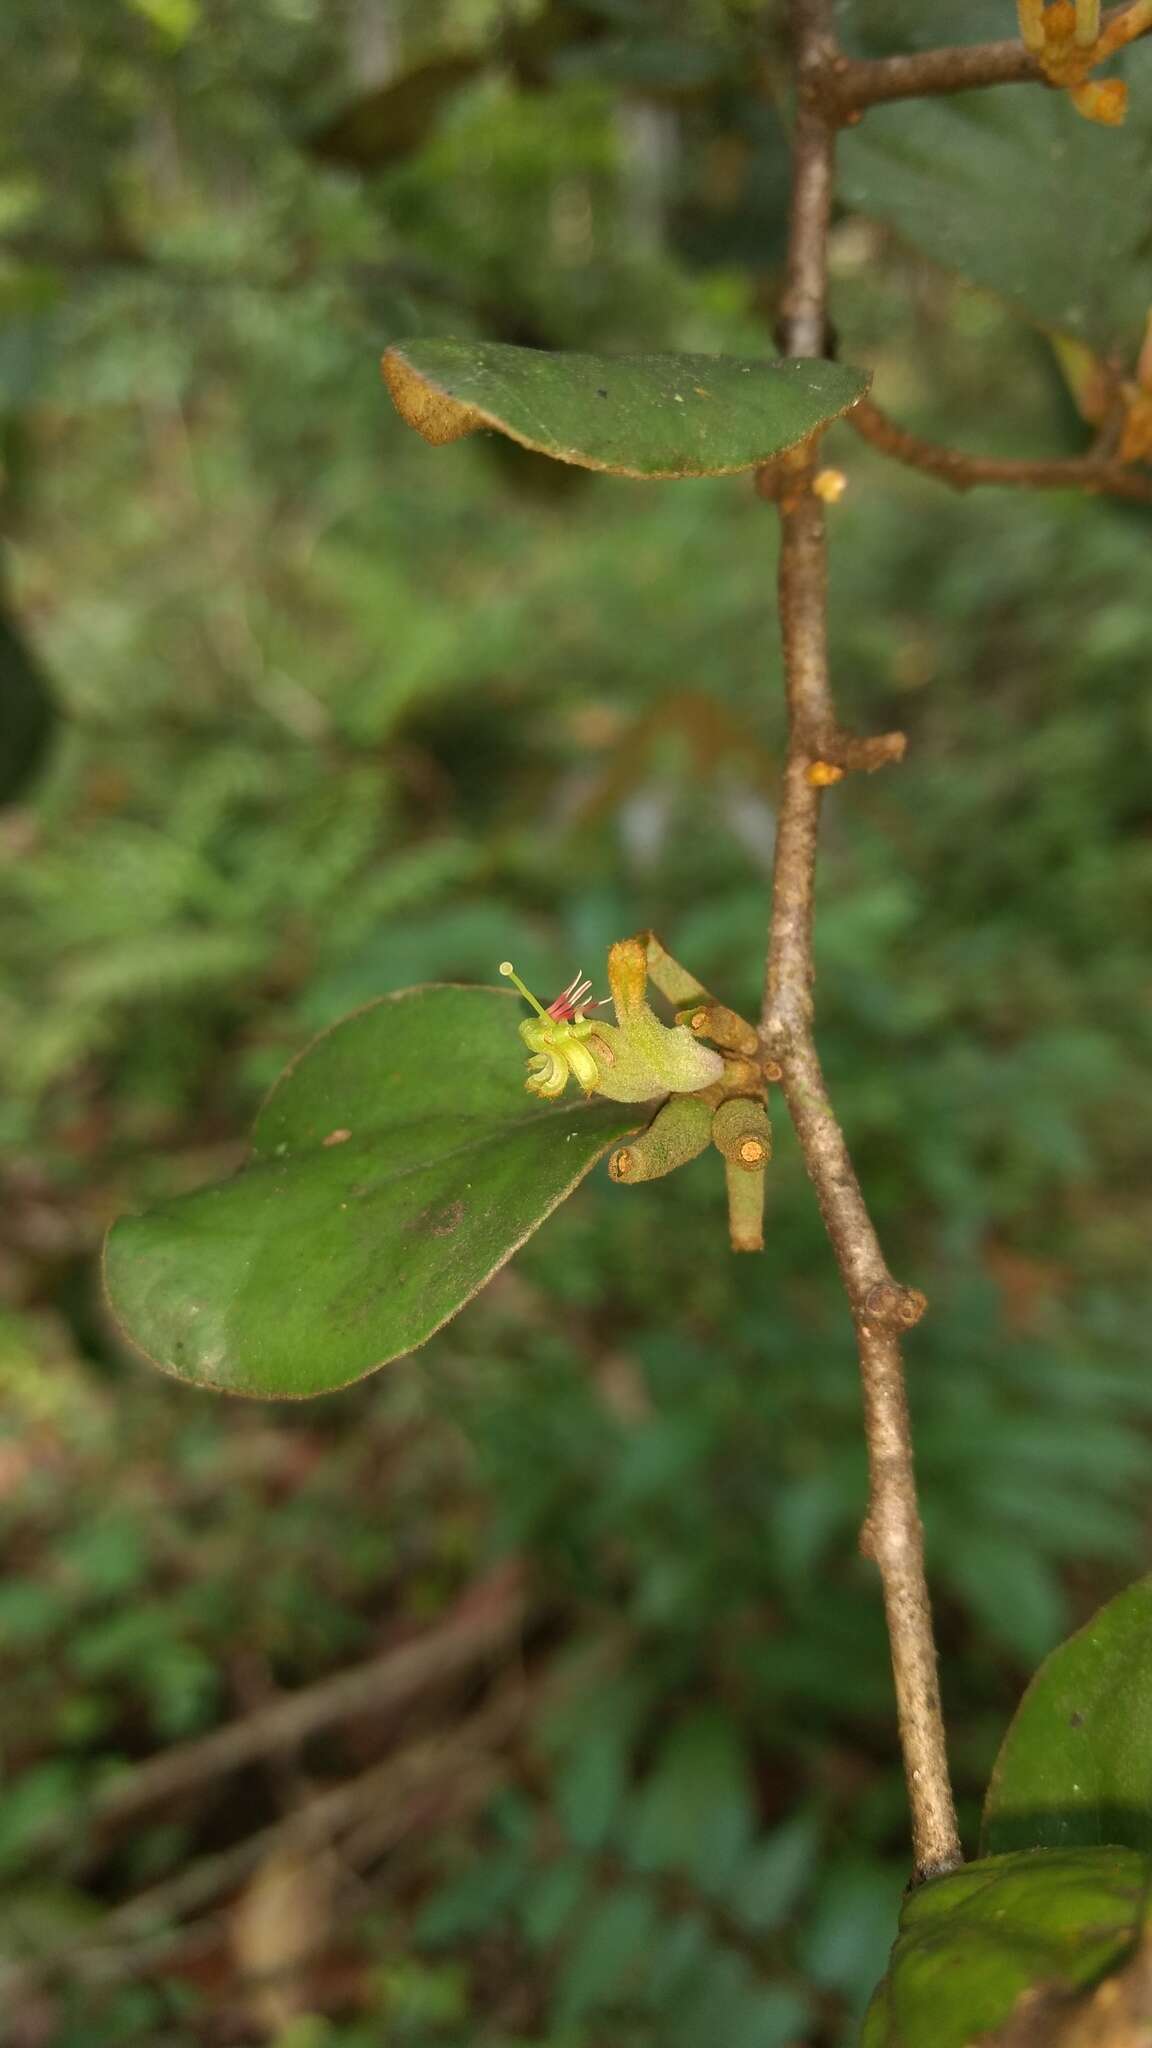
[829,3,1152,112]
[762,0,962,1883]
[1,1694,522,2007]
[851,396,1152,505]
[59,1567,526,1857]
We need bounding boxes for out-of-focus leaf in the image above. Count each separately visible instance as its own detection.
[123,0,199,42]
[0,592,56,805]
[309,55,483,169]
[382,339,870,478]
[625,1708,754,1890]
[946,1530,1065,1667]
[554,1883,660,2026]
[839,53,1152,360]
[517,1858,589,1949]
[0,277,60,418]
[230,1846,335,2035]
[728,1808,822,1932]
[862,1846,1150,2048]
[801,1859,906,2007]
[983,1576,1152,1858]
[104,987,639,1396]
[841,0,1019,54]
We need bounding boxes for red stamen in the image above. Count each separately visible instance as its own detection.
[546,972,603,1021]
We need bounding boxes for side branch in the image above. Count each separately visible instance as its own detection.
[850,396,1152,504]
[764,0,962,1883]
[829,3,1152,111]
[46,1568,527,1863]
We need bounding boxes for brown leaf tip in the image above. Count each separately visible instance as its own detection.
[382,349,481,446]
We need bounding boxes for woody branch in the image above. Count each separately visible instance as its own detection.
[760,0,962,1883]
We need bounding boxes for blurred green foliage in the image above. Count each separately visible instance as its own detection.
[2,0,1151,2042]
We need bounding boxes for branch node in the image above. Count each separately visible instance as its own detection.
[863,1280,929,1332]
[807,729,906,774]
[755,440,818,504]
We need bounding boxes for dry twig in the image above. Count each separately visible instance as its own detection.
[76,1568,526,1845]
[1,1693,523,2007]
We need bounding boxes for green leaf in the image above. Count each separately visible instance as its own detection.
[982,1576,1152,1858]
[625,1708,755,1891]
[104,987,639,1398]
[843,0,1024,54]
[516,1858,588,1950]
[0,588,56,807]
[554,1884,660,2026]
[839,54,1152,360]
[123,0,199,44]
[727,1808,821,1933]
[382,340,870,479]
[310,54,483,169]
[862,1846,1150,2048]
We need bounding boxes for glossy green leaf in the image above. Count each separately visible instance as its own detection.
[839,51,1152,360]
[104,987,640,1398]
[862,1846,1150,2048]
[982,1576,1152,1858]
[382,339,870,479]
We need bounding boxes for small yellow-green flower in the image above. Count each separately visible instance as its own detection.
[499,963,606,1099]
[501,943,724,1104]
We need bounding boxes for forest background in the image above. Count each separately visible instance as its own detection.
[2,1,1151,2043]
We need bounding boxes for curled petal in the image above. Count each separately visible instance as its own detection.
[564,1038,603,1094]
[525,1048,567,1099]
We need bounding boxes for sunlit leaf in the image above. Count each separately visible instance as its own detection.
[862,1846,1150,2047]
[123,0,199,44]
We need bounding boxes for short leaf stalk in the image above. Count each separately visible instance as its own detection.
[762,0,963,1882]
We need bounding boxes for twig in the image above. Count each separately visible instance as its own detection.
[850,396,1152,504]
[1,1693,522,2005]
[828,3,1152,112]
[760,0,962,1883]
[78,1567,525,1843]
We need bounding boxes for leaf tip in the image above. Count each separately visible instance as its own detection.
[382,345,481,446]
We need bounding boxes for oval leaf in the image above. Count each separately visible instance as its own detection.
[839,53,1152,361]
[104,986,640,1398]
[381,340,870,478]
[862,1846,1149,2048]
[982,1577,1152,1859]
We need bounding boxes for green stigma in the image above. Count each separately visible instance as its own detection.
[499,960,547,1017]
